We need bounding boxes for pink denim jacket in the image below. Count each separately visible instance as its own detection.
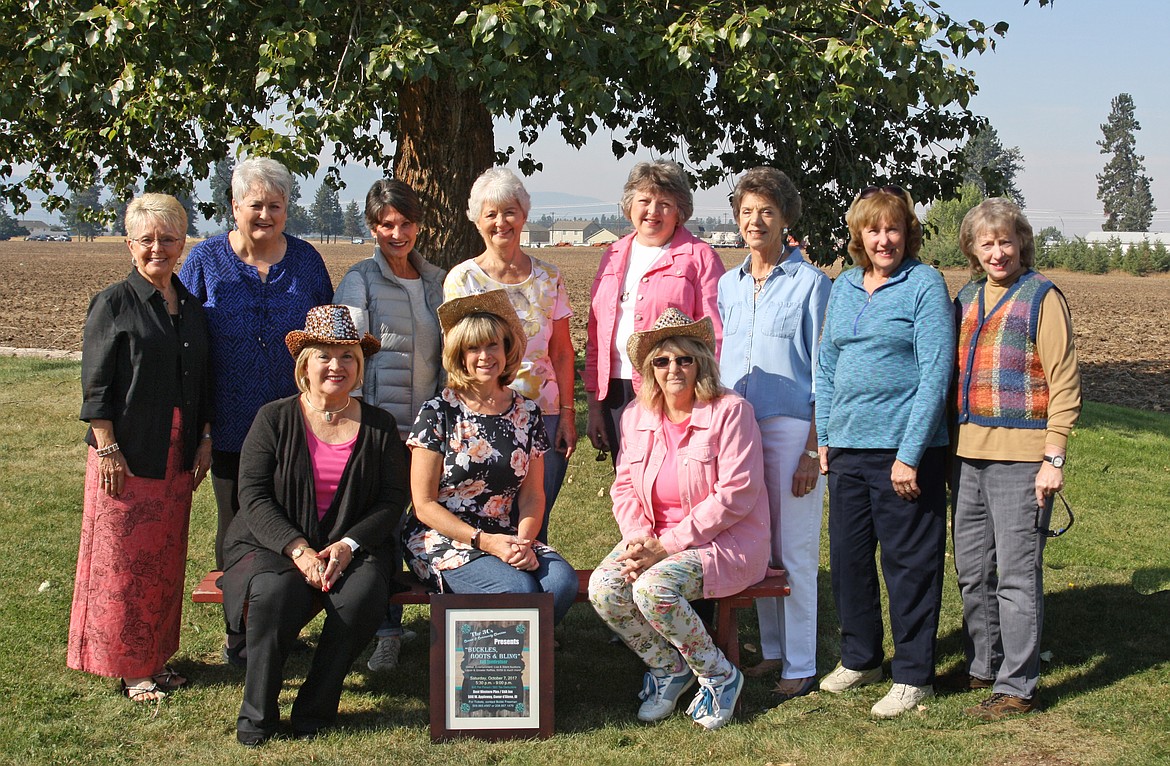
[609,391,771,598]
[585,227,725,401]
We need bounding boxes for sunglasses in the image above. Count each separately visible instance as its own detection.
[651,355,695,369]
[859,185,907,200]
[1036,490,1075,538]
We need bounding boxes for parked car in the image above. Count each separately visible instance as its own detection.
[25,234,48,241]
[350,237,364,245]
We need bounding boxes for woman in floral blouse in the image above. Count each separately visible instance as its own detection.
[401,290,577,624]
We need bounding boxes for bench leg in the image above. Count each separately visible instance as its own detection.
[713,599,740,668]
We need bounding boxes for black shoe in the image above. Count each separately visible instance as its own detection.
[236,729,272,747]
[221,642,247,669]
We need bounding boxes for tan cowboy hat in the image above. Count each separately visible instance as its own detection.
[285,304,381,358]
[627,308,715,370]
[437,289,528,357]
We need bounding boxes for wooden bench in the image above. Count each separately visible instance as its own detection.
[193,568,788,667]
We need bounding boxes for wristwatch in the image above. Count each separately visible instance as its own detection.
[470,529,483,550]
[804,449,819,460]
[291,544,309,559]
[1044,454,1066,469]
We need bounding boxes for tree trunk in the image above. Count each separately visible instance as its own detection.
[395,76,495,270]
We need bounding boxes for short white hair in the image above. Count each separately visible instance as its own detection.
[232,157,292,203]
[466,167,531,221]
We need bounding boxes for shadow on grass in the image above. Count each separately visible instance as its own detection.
[936,582,1170,704]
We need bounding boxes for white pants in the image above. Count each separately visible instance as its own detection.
[756,415,825,678]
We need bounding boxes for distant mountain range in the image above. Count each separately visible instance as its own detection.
[528,191,619,218]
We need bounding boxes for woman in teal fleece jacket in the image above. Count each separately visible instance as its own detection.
[813,185,954,720]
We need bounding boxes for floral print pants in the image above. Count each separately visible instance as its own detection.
[589,544,733,682]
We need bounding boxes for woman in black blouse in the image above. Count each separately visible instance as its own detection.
[69,193,213,703]
[221,305,408,746]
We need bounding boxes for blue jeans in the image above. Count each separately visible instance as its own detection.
[953,458,1049,698]
[440,551,578,625]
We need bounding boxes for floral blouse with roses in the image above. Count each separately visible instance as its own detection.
[402,387,553,588]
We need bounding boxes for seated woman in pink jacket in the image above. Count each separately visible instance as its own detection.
[589,309,770,731]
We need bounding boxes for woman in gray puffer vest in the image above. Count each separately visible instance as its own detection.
[333,178,446,673]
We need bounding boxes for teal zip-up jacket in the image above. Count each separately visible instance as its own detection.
[814,259,954,468]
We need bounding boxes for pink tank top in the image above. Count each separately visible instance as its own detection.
[305,428,358,520]
[651,415,690,535]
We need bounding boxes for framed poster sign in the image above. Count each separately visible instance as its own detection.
[429,593,554,742]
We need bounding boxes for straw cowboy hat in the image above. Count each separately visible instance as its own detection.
[285,304,381,358]
[626,308,716,370]
[437,289,528,357]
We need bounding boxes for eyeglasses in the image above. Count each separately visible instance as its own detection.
[651,355,695,369]
[859,185,906,200]
[1036,490,1074,538]
[130,236,183,249]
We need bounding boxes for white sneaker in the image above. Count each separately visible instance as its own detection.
[819,664,884,693]
[686,667,744,731]
[870,683,934,719]
[367,635,402,672]
[637,667,696,722]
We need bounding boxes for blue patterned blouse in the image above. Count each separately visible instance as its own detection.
[179,233,333,452]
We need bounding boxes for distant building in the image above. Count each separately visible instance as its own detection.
[586,226,622,246]
[18,219,53,234]
[521,222,550,247]
[548,219,601,246]
[1085,231,1169,248]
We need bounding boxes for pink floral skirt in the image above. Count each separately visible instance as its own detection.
[67,409,194,678]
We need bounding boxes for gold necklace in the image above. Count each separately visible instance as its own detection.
[302,394,348,423]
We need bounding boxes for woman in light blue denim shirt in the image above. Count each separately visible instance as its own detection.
[717,168,831,704]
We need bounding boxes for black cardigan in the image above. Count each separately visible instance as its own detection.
[79,269,213,478]
[221,396,408,627]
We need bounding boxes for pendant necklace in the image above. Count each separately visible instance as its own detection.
[303,394,348,423]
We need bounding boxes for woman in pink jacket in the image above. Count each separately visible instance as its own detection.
[589,309,769,731]
[585,161,725,463]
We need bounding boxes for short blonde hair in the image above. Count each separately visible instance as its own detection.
[125,193,187,240]
[294,343,366,395]
[636,337,723,412]
[959,198,1036,278]
[845,188,923,269]
[443,313,524,390]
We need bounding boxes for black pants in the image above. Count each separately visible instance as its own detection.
[827,447,947,686]
[211,449,241,571]
[601,378,636,467]
[236,557,388,738]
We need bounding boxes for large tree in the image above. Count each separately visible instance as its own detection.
[0,0,1052,266]
[960,125,1025,206]
[1096,93,1155,232]
[311,182,344,243]
[65,185,104,241]
[207,158,235,230]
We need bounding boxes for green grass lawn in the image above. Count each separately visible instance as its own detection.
[1,356,1167,765]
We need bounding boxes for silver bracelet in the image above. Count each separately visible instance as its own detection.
[95,443,121,458]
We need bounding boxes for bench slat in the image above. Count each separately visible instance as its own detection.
[192,567,788,668]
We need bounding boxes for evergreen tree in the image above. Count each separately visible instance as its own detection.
[343,200,363,239]
[960,125,1026,207]
[285,179,313,237]
[0,205,27,239]
[208,158,235,230]
[920,183,985,267]
[1097,93,1156,231]
[311,182,344,243]
[65,185,104,241]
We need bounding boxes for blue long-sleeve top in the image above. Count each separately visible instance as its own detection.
[814,258,954,468]
[178,233,334,453]
[718,248,832,422]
